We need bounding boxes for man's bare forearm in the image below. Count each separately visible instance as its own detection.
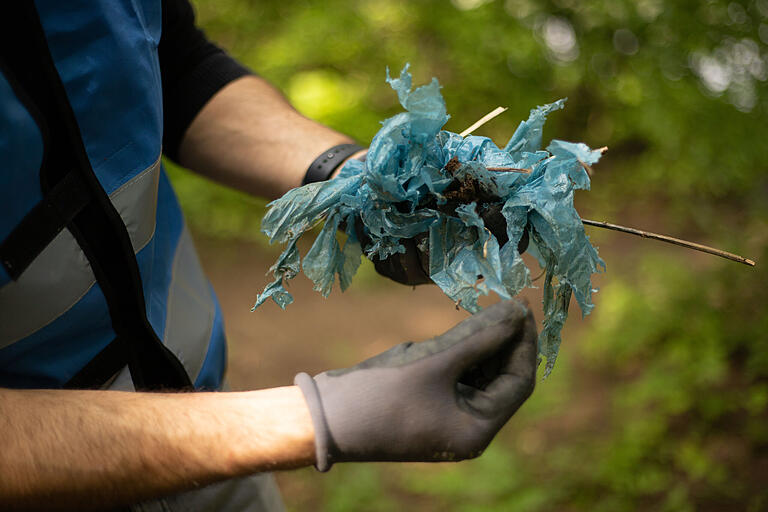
[178,75,362,199]
[0,386,314,510]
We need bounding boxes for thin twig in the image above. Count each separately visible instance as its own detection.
[463,111,753,266]
[582,219,756,267]
[460,106,508,137]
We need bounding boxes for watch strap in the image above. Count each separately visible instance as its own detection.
[302,143,364,185]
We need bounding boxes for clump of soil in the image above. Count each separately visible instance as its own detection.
[419,156,500,217]
[443,155,462,174]
[414,156,528,251]
[393,156,528,252]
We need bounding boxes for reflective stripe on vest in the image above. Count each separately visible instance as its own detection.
[0,2,227,389]
[0,156,161,346]
[108,226,225,392]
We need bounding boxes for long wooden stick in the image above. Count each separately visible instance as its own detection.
[461,109,753,267]
[582,219,756,267]
[460,106,507,137]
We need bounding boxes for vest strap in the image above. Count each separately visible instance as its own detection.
[64,336,127,390]
[0,170,90,280]
[2,4,192,391]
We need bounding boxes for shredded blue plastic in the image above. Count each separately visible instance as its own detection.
[254,65,605,375]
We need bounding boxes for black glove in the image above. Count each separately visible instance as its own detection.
[370,234,432,285]
[369,204,529,286]
[294,299,537,471]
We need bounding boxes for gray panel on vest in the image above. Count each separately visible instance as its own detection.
[102,225,217,387]
[112,157,160,251]
[0,227,94,346]
[163,226,216,382]
[0,158,161,347]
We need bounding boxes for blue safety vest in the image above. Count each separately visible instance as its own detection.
[0,0,227,390]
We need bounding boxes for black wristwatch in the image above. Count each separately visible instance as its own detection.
[302,143,365,185]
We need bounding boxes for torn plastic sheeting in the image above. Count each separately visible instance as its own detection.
[254,64,605,375]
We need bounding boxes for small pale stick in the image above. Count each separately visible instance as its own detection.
[582,219,756,267]
[460,106,508,137]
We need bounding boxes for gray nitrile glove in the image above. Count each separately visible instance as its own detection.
[294,299,537,471]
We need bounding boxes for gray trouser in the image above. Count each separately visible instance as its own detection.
[129,473,285,512]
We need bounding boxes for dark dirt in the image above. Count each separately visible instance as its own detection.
[443,156,461,174]
[428,157,500,217]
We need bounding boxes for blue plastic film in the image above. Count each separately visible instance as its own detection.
[254,66,605,374]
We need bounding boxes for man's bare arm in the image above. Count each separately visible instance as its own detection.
[178,75,364,199]
[0,386,314,511]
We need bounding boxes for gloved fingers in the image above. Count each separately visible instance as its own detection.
[517,229,530,255]
[479,204,508,246]
[479,204,529,254]
[354,217,432,286]
[469,310,537,417]
[457,351,505,391]
[434,300,530,377]
[372,237,431,285]
[458,373,534,421]
[499,307,538,380]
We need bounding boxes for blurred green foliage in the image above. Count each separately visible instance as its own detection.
[171,0,768,509]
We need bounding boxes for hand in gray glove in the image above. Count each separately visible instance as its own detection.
[294,299,537,471]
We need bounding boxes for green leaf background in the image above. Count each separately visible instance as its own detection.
[167,1,768,510]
